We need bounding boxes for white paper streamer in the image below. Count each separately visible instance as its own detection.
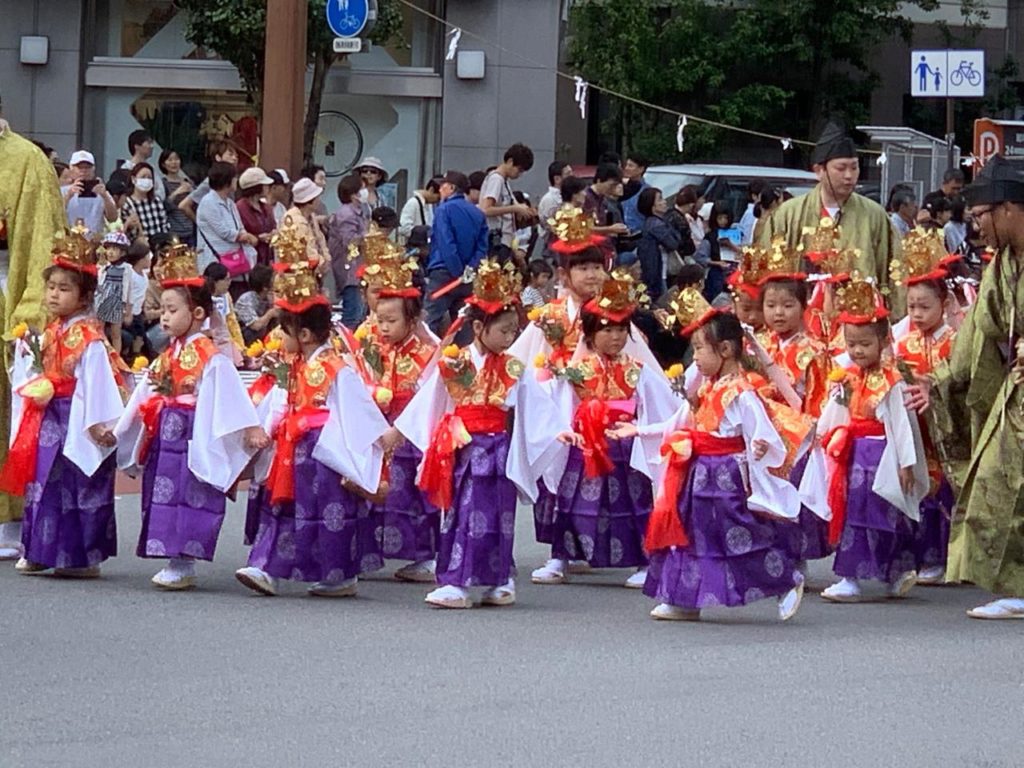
[573,76,589,120]
[875,151,888,166]
[445,28,462,61]
[780,138,792,151]
[961,155,976,167]
[676,115,687,153]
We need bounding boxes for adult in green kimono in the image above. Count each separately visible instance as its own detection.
[923,155,1024,620]
[759,123,904,315]
[0,107,68,559]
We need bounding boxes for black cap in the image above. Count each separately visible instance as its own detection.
[811,121,858,166]
[963,154,1024,206]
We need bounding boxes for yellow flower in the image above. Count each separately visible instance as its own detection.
[131,356,150,373]
[354,325,369,341]
[527,307,542,323]
[265,337,283,352]
[20,376,55,407]
[665,363,685,379]
[442,344,460,359]
[827,367,847,383]
[9,322,29,340]
[246,340,265,358]
[533,353,546,369]
[374,386,393,406]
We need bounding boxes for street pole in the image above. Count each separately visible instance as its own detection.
[261,0,308,177]
[945,96,955,172]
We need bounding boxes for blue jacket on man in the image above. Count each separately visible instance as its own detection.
[427,192,489,276]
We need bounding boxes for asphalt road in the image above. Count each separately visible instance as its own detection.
[1,494,1020,768]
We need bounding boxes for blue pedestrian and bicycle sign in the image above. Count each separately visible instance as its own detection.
[911,49,985,97]
[326,0,370,38]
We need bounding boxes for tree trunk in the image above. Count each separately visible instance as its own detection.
[303,49,337,166]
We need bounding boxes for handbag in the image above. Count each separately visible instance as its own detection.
[199,203,250,277]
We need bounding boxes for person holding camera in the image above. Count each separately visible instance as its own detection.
[62,150,118,234]
[479,143,536,263]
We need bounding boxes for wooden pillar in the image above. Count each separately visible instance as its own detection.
[261,0,308,176]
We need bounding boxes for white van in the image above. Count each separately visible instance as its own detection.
[644,164,818,222]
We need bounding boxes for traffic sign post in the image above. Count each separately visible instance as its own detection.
[326,0,376,58]
[911,49,985,170]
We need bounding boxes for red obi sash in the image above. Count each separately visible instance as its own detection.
[138,394,199,465]
[644,431,746,553]
[0,378,77,496]
[418,404,506,510]
[266,407,332,504]
[821,418,885,546]
[573,398,636,478]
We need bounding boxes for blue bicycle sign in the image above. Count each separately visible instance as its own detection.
[326,0,369,38]
[950,60,982,88]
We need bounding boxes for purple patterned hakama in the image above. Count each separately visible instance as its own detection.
[644,452,800,609]
[533,483,557,545]
[776,453,832,562]
[138,406,226,561]
[831,437,918,584]
[21,397,117,569]
[248,428,382,583]
[371,440,439,563]
[435,433,517,589]
[244,484,266,546]
[915,478,954,571]
[553,437,651,568]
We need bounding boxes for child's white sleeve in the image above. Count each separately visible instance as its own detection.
[63,341,124,476]
[313,366,389,492]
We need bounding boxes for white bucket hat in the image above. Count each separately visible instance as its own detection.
[292,177,324,205]
[355,156,389,183]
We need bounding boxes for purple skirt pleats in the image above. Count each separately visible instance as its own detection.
[21,397,117,569]
[244,484,266,546]
[435,432,517,589]
[831,437,918,584]
[775,452,832,562]
[552,437,651,568]
[915,477,954,570]
[248,427,381,583]
[138,406,226,561]
[643,452,800,610]
[533,482,557,545]
[371,440,439,562]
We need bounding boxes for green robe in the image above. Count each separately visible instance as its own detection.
[933,247,1024,595]
[0,127,67,524]
[758,185,904,316]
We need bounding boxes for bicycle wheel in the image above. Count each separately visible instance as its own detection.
[313,111,364,178]
[968,69,982,86]
[950,69,963,87]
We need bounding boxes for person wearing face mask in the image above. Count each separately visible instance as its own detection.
[121,162,168,241]
[759,122,903,316]
[235,167,276,266]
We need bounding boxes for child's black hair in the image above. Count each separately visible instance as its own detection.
[694,312,744,359]
[843,317,891,341]
[203,261,230,291]
[580,306,631,347]
[466,304,517,331]
[125,241,152,267]
[42,265,98,304]
[760,278,808,307]
[907,277,949,302]
[164,284,214,319]
[528,260,553,280]
[371,206,399,231]
[376,294,423,323]
[279,303,332,343]
[673,264,705,289]
[562,245,606,270]
[248,263,275,294]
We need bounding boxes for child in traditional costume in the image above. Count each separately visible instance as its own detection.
[530,270,679,587]
[358,241,439,583]
[0,223,127,577]
[396,260,539,609]
[626,293,805,621]
[115,241,266,590]
[801,218,857,362]
[800,275,930,602]
[234,247,397,597]
[892,228,959,586]
[509,204,662,557]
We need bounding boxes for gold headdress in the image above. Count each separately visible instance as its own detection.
[758,236,806,284]
[464,259,522,315]
[271,215,328,312]
[801,216,842,264]
[270,214,313,267]
[584,268,646,323]
[669,285,721,336]
[728,245,770,298]
[154,238,202,287]
[51,220,100,276]
[890,226,955,287]
[834,271,888,324]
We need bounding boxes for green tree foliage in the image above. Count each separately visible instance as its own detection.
[174,0,403,160]
[568,0,948,162]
